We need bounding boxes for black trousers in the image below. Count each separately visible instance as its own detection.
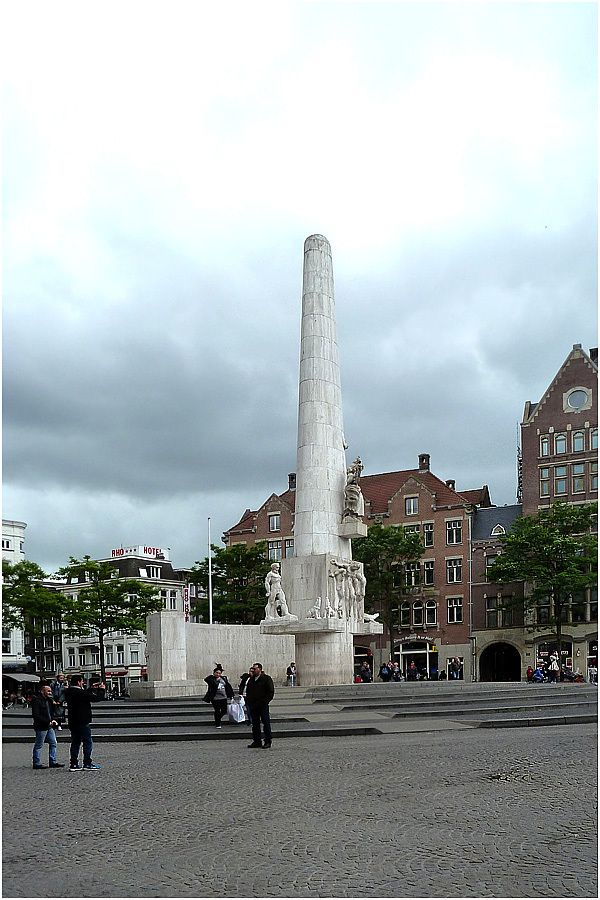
[211,698,228,725]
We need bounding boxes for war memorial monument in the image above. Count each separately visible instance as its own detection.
[133,235,382,697]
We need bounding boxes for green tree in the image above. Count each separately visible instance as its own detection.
[487,502,598,665]
[57,556,163,684]
[353,524,425,654]
[2,560,64,631]
[189,542,268,624]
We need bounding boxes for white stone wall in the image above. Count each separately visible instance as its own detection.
[185,623,295,686]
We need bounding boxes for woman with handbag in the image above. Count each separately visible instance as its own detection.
[203,667,233,729]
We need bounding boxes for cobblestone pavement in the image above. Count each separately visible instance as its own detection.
[2,724,597,898]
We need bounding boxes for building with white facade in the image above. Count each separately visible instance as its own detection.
[2,519,28,675]
[59,544,190,694]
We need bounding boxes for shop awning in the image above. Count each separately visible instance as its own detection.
[2,672,40,683]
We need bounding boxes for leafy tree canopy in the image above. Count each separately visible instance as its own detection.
[353,524,425,643]
[57,556,163,683]
[487,502,597,607]
[2,560,64,631]
[188,542,268,624]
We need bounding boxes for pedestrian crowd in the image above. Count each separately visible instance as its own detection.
[526,652,587,684]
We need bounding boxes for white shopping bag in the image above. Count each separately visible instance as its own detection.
[227,701,246,724]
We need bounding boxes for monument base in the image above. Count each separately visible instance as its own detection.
[129,680,206,700]
[260,618,345,635]
[294,629,354,686]
[339,519,368,539]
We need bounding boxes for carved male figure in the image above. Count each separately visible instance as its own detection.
[264,562,291,619]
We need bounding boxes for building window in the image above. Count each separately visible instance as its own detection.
[2,637,11,653]
[591,461,598,492]
[572,463,585,493]
[404,563,420,587]
[423,523,434,547]
[399,602,410,626]
[572,431,585,453]
[536,598,550,625]
[412,601,424,626]
[284,539,294,558]
[405,497,418,516]
[116,645,125,665]
[425,600,437,625]
[446,520,462,545]
[539,467,550,497]
[169,590,177,610]
[78,648,86,667]
[423,560,434,586]
[590,588,598,622]
[91,650,100,666]
[160,590,168,609]
[491,524,506,536]
[571,592,586,624]
[105,647,113,666]
[554,465,567,495]
[268,541,282,561]
[148,566,161,579]
[68,648,76,667]
[2,539,10,551]
[592,428,598,450]
[130,645,140,664]
[404,525,420,535]
[485,553,498,581]
[554,433,567,454]
[485,596,497,628]
[446,558,462,583]
[539,435,550,457]
[269,514,281,532]
[448,596,463,624]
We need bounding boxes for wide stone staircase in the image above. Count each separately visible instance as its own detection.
[3,681,596,744]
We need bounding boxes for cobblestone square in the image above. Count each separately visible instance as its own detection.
[2,724,597,898]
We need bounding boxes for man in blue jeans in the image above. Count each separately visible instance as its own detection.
[31,683,64,769]
[65,673,105,770]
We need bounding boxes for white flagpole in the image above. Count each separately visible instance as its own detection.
[208,517,213,625]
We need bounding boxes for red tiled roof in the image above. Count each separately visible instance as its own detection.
[225,469,489,534]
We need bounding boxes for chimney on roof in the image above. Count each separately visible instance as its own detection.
[590,348,598,364]
[288,473,296,491]
[418,453,430,472]
[446,479,456,490]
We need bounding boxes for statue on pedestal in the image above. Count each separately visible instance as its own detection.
[264,563,298,622]
[343,456,365,519]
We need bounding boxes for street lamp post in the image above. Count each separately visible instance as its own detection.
[208,517,213,625]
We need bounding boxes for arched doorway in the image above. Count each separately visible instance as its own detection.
[479,642,521,682]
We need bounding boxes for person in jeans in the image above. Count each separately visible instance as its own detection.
[65,673,105,770]
[31,684,64,769]
[245,662,275,749]
[203,667,234,728]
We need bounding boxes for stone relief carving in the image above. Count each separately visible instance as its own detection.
[263,563,298,622]
[323,597,335,618]
[307,597,323,619]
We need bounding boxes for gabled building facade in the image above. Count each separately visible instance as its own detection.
[471,344,598,680]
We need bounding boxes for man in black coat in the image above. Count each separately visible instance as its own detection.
[65,673,105,771]
[245,662,275,749]
[31,684,64,769]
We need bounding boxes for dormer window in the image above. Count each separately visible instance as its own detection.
[405,497,419,516]
[491,524,506,536]
[269,514,281,532]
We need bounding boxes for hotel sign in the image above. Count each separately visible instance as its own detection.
[110,545,170,560]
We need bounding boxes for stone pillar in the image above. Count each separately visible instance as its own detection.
[146,610,187,682]
[294,234,349,560]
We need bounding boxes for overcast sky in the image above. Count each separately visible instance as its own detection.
[3,1,597,574]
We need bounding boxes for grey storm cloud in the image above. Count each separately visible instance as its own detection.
[2,1,597,572]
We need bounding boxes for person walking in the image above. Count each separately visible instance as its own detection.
[378,661,392,682]
[245,663,275,749]
[286,662,297,687]
[31,684,64,769]
[359,661,372,683]
[65,674,105,770]
[203,667,234,729]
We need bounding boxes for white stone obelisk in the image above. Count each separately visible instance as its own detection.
[294,234,349,559]
[260,235,380,686]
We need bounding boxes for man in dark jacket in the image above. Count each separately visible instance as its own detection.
[31,684,64,769]
[245,662,275,749]
[65,674,105,771]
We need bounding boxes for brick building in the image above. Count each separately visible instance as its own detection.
[471,344,598,680]
[224,454,492,679]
